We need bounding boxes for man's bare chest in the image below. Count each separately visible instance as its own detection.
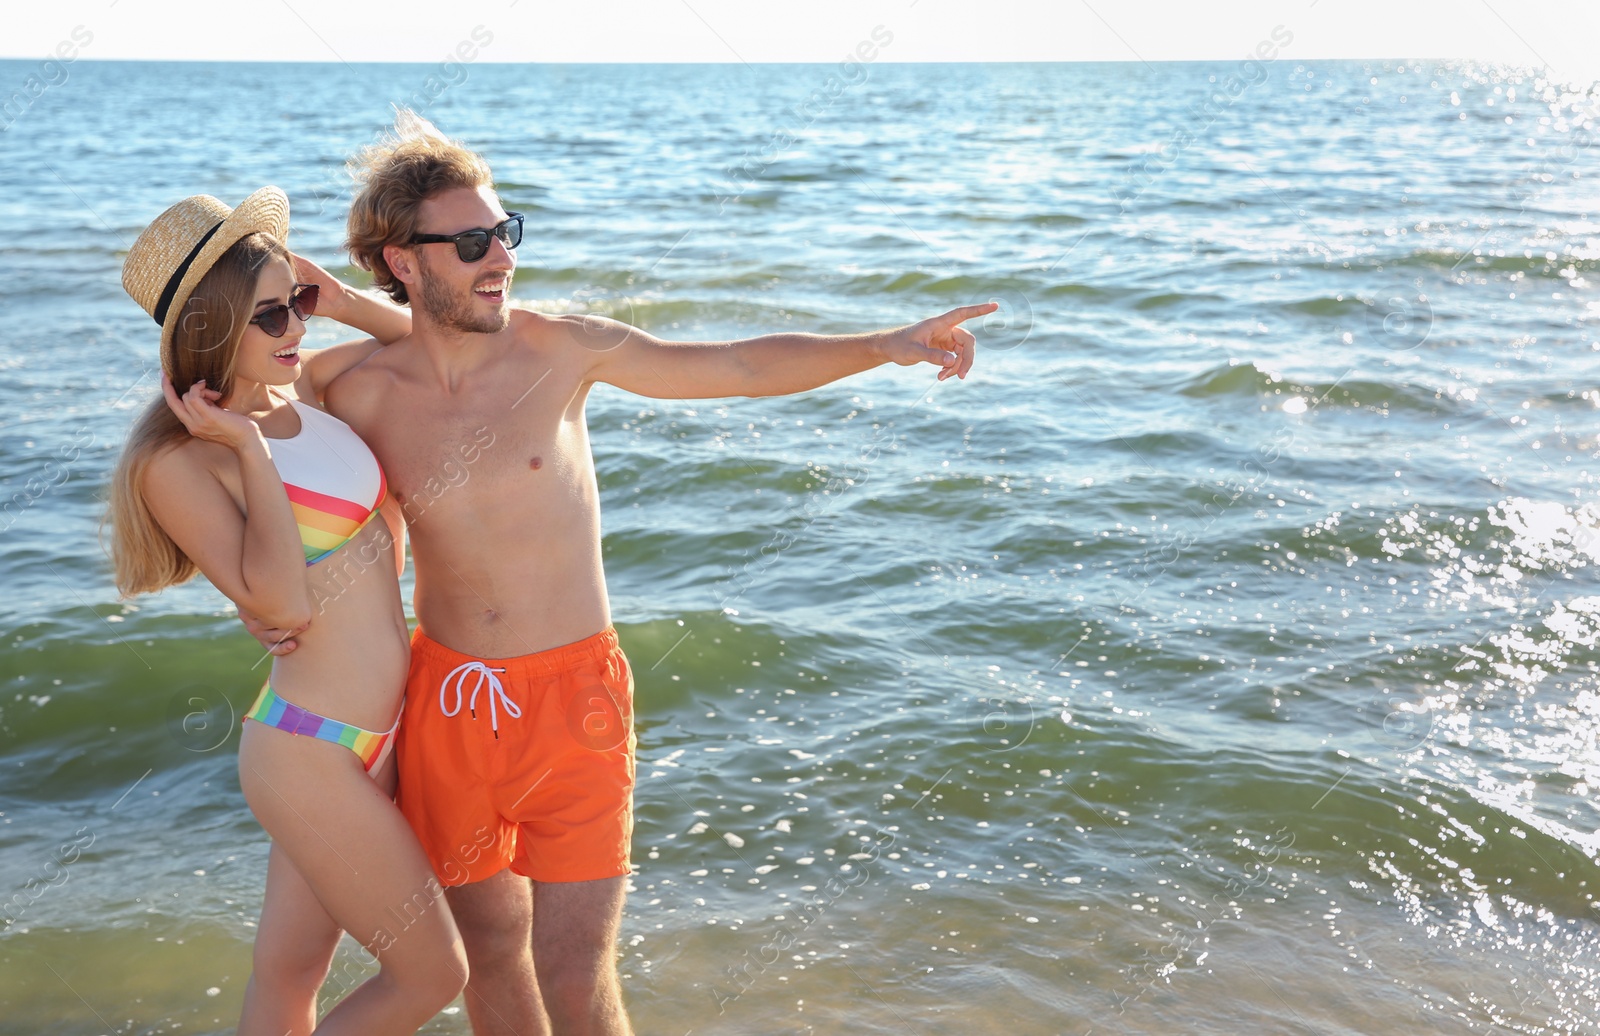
[354,386,591,525]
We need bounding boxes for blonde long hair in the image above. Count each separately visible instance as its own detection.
[106,232,289,596]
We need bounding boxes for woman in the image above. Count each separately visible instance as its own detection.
[108,187,466,1033]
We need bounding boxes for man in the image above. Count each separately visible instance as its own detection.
[251,112,991,1034]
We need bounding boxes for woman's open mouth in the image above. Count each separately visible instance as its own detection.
[272,343,300,366]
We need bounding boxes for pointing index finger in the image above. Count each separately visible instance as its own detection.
[947,301,1001,324]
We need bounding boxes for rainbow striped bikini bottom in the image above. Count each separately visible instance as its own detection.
[243,684,400,773]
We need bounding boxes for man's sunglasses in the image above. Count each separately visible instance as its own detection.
[409,213,524,263]
[249,283,319,338]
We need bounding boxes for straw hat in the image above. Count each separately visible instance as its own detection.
[121,186,291,373]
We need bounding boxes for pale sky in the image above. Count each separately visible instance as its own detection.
[3,0,1599,84]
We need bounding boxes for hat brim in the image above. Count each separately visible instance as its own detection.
[159,186,291,373]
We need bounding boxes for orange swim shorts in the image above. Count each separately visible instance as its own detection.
[395,625,636,886]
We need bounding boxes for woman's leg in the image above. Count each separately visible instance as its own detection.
[239,721,468,1034]
[237,843,342,1036]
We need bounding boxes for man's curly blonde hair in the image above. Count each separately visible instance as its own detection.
[345,109,494,304]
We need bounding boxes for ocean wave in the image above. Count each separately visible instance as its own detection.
[1380,249,1599,275]
[1040,281,1117,301]
[854,270,1036,296]
[1130,291,1226,311]
[1176,360,1448,414]
[956,211,1089,227]
[1278,295,1367,317]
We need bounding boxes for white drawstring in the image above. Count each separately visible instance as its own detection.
[439,661,520,736]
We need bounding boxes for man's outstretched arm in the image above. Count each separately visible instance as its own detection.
[571,302,998,399]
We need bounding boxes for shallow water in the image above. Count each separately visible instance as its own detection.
[1,56,1598,1033]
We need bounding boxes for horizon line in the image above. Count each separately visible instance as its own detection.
[0,54,1550,67]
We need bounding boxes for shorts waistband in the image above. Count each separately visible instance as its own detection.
[410,624,621,677]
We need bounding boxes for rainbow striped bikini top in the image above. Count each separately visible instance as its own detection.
[264,394,388,566]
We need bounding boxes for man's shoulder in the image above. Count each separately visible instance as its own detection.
[509,306,568,345]
[324,343,406,418]
[506,307,606,370]
[515,307,643,360]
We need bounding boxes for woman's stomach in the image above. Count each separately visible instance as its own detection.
[266,521,410,731]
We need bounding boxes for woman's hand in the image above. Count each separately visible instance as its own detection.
[292,250,411,344]
[238,607,304,657]
[161,372,263,451]
[291,252,353,325]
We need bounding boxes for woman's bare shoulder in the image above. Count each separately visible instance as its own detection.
[141,434,234,490]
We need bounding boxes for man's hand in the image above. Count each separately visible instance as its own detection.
[240,608,306,657]
[881,302,998,381]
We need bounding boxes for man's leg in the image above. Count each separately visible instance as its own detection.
[447,868,547,1036]
[532,876,632,1036]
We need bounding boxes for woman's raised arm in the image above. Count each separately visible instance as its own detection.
[142,374,311,628]
[292,252,414,402]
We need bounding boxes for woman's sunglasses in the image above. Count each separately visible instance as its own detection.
[249,283,319,338]
[409,213,524,263]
